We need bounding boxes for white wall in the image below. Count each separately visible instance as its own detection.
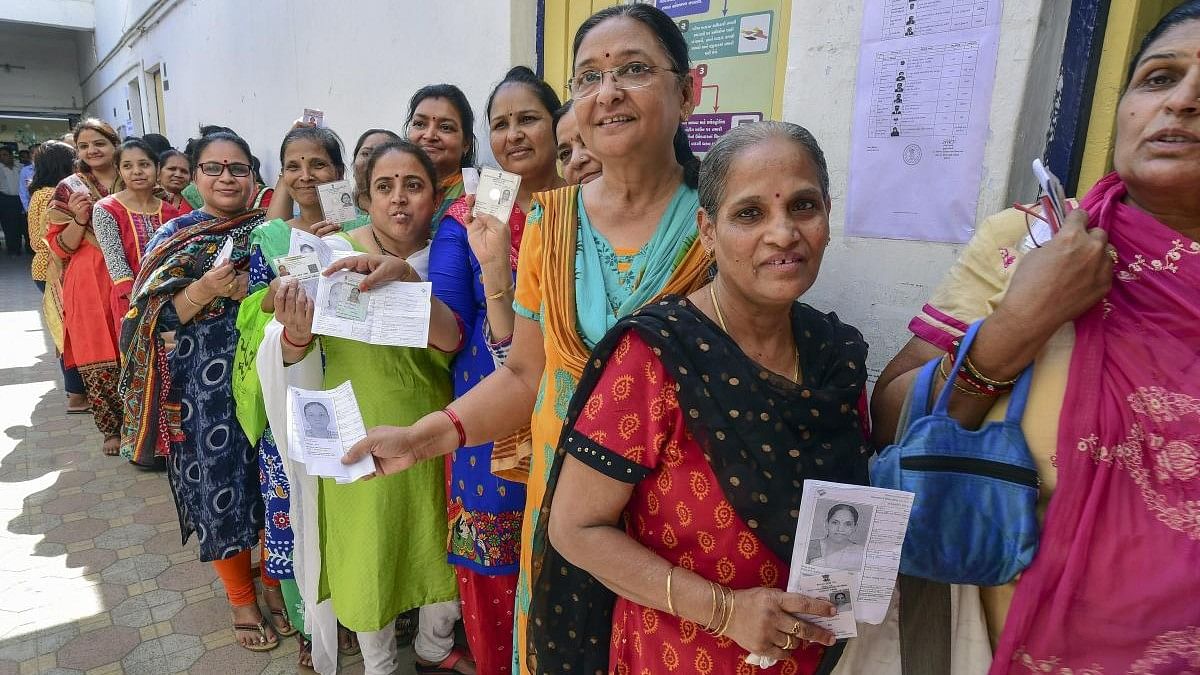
[0,23,84,114]
[80,0,538,177]
[0,0,94,31]
[780,0,1069,378]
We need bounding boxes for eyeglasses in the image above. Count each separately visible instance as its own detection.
[568,62,679,99]
[197,161,252,178]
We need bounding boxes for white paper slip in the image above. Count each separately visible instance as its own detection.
[64,174,91,195]
[317,180,358,224]
[302,108,324,127]
[286,381,374,481]
[461,167,480,196]
[212,237,234,268]
[790,571,859,640]
[788,480,914,625]
[473,167,520,225]
[311,271,432,348]
[288,228,334,269]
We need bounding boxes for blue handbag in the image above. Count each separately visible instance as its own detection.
[871,320,1040,586]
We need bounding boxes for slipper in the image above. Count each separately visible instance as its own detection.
[262,586,298,637]
[232,621,278,652]
[66,406,91,414]
[415,647,475,674]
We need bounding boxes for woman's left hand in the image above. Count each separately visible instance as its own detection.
[275,280,314,342]
[227,272,249,301]
[722,588,836,661]
[464,195,512,272]
[323,254,421,290]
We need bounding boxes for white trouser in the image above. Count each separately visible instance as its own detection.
[355,600,461,675]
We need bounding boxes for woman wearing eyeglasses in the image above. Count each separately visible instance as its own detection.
[119,132,280,653]
[338,6,710,673]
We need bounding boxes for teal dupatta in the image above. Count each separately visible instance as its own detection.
[574,183,701,348]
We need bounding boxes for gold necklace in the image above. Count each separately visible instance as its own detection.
[709,283,800,383]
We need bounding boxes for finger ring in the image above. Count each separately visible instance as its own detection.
[790,620,803,636]
[1106,245,1118,264]
[783,634,794,650]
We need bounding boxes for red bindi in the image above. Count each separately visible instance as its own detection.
[775,193,780,198]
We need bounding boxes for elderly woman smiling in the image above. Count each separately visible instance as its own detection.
[531,121,872,674]
[871,3,1200,671]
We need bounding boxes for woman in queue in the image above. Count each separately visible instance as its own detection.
[46,119,124,457]
[158,149,194,215]
[26,141,90,415]
[406,84,475,228]
[231,125,352,668]
[338,6,711,673]
[119,132,279,652]
[94,138,180,328]
[426,65,564,674]
[267,140,470,674]
[553,100,602,186]
[537,120,867,674]
[871,4,1200,671]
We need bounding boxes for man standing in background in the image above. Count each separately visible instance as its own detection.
[0,146,27,256]
[19,144,38,212]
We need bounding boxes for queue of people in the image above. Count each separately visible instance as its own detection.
[16,2,1200,674]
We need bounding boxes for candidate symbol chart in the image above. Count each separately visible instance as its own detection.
[869,41,979,140]
[883,0,989,40]
[654,0,786,152]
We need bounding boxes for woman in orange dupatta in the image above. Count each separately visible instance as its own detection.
[46,118,123,457]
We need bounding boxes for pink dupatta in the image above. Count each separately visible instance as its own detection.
[993,172,1200,673]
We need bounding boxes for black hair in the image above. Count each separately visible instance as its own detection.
[352,128,401,161]
[185,125,237,163]
[189,132,254,172]
[141,133,172,157]
[573,4,700,188]
[30,141,77,192]
[1126,1,1200,88]
[826,504,860,526]
[699,121,830,216]
[553,99,574,136]
[405,84,477,169]
[486,66,563,122]
[355,140,440,209]
[116,138,161,171]
[279,126,346,178]
[158,148,188,167]
[251,156,265,185]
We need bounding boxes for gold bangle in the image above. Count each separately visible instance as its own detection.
[703,581,720,633]
[951,378,996,398]
[485,284,513,301]
[665,566,677,616]
[716,586,736,636]
[962,352,1019,388]
[182,286,205,307]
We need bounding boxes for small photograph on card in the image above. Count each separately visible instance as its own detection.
[326,279,368,321]
[317,180,357,224]
[302,108,324,127]
[473,167,521,225]
[792,571,858,640]
[804,500,873,572]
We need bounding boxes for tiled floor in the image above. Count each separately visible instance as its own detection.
[0,256,419,673]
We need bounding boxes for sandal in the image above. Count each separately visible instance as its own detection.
[415,647,476,674]
[296,634,314,671]
[232,620,279,652]
[262,585,298,637]
[337,622,360,656]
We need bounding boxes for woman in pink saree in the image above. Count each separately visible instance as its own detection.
[872,4,1200,672]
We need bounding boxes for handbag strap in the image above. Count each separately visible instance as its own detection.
[931,320,1034,424]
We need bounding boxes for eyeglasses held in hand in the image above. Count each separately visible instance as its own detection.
[569,62,679,99]
[197,161,252,178]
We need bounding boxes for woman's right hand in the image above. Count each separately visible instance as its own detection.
[463,195,512,271]
[196,262,237,300]
[67,191,93,224]
[994,208,1113,334]
[275,280,314,342]
[323,254,421,290]
[721,588,836,661]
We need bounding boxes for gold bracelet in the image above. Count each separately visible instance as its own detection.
[703,581,720,633]
[951,378,996,398]
[716,586,736,636]
[181,286,205,307]
[665,566,677,616]
[962,352,1019,388]
[485,284,514,301]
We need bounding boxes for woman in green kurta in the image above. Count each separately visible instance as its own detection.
[272,139,473,674]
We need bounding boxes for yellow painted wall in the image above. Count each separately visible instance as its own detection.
[1077,0,1184,192]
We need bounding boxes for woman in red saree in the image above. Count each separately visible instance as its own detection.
[531,122,870,674]
[46,118,123,457]
[871,4,1200,671]
[94,138,180,326]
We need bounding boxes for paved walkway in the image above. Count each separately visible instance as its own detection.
[0,255,401,674]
